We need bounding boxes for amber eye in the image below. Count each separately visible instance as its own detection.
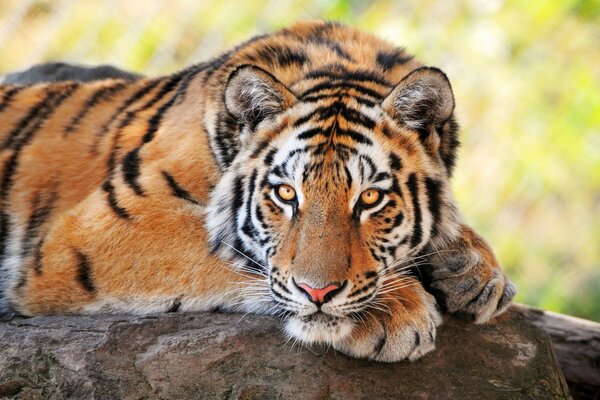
[276,184,297,202]
[359,189,381,207]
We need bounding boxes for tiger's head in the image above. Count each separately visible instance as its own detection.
[207,63,462,344]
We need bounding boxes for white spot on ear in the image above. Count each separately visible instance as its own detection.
[393,84,442,129]
[224,65,296,140]
[382,67,455,130]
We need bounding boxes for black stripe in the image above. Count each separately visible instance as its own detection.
[0,83,78,262]
[392,211,405,228]
[101,179,131,220]
[2,87,63,150]
[336,128,373,145]
[374,329,388,356]
[33,237,44,275]
[241,170,258,239]
[301,93,376,107]
[440,117,460,175]
[351,97,377,107]
[282,25,352,61]
[100,79,161,129]
[103,76,182,200]
[250,139,271,159]
[64,82,127,134]
[297,127,323,141]
[339,107,376,130]
[20,190,58,259]
[141,90,179,144]
[300,81,384,100]
[0,86,24,113]
[255,44,307,68]
[102,75,183,208]
[90,79,161,153]
[348,280,378,298]
[173,66,204,104]
[231,175,245,216]
[317,102,342,122]
[308,37,352,61]
[254,201,267,231]
[391,176,403,199]
[121,148,144,196]
[365,271,378,279]
[142,69,185,144]
[304,69,392,87]
[380,209,405,235]
[373,172,391,183]
[294,101,376,129]
[344,166,353,189]
[359,155,377,182]
[273,277,292,295]
[280,148,304,174]
[407,173,423,248]
[212,111,239,167]
[343,291,376,306]
[367,199,396,222]
[376,50,413,71]
[263,148,277,166]
[168,297,182,312]
[113,75,181,144]
[389,153,402,171]
[161,171,202,205]
[292,112,317,127]
[0,212,9,262]
[124,74,183,131]
[75,251,95,292]
[425,177,443,237]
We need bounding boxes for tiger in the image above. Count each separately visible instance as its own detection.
[0,21,515,362]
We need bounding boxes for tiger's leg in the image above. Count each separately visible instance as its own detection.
[331,277,442,362]
[7,186,271,317]
[425,223,517,323]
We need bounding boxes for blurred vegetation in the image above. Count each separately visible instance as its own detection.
[0,0,598,320]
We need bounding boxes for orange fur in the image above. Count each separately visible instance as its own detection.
[0,21,515,361]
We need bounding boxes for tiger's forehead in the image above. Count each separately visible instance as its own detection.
[264,105,401,191]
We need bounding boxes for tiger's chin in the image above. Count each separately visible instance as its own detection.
[283,311,354,345]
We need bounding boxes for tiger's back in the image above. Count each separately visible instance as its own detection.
[0,21,425,313]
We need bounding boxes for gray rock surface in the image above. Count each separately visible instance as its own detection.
[0,309,569,399]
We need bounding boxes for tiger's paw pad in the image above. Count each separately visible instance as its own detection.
[428,245,517,323]
[333,294,442,362]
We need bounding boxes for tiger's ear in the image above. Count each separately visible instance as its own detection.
[382,67,455,130]
[225,65,297,132]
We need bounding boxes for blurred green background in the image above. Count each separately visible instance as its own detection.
[0,0,598,320]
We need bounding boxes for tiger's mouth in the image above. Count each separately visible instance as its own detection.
[300,310,340,324]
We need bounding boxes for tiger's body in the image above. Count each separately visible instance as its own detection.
[0,21,515,362]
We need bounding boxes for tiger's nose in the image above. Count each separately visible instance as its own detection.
[293,279,345,304]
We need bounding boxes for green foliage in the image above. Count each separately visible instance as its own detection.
[0,0,598,320]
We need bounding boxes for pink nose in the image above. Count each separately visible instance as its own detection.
[296,282,341,304]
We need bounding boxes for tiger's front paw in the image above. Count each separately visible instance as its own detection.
[427,224,517,323]
[333,281,442,362]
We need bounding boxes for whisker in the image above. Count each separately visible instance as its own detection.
[221,240,269,271]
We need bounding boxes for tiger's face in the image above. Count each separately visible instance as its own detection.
[207,65,460,344]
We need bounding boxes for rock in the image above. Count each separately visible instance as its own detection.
[0,309,570,399]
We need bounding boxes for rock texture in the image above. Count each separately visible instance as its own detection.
[0,309,569,399]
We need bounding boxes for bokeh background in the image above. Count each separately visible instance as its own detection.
[0,0,598,320]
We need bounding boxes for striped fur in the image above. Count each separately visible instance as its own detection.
[0,21,515,362]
